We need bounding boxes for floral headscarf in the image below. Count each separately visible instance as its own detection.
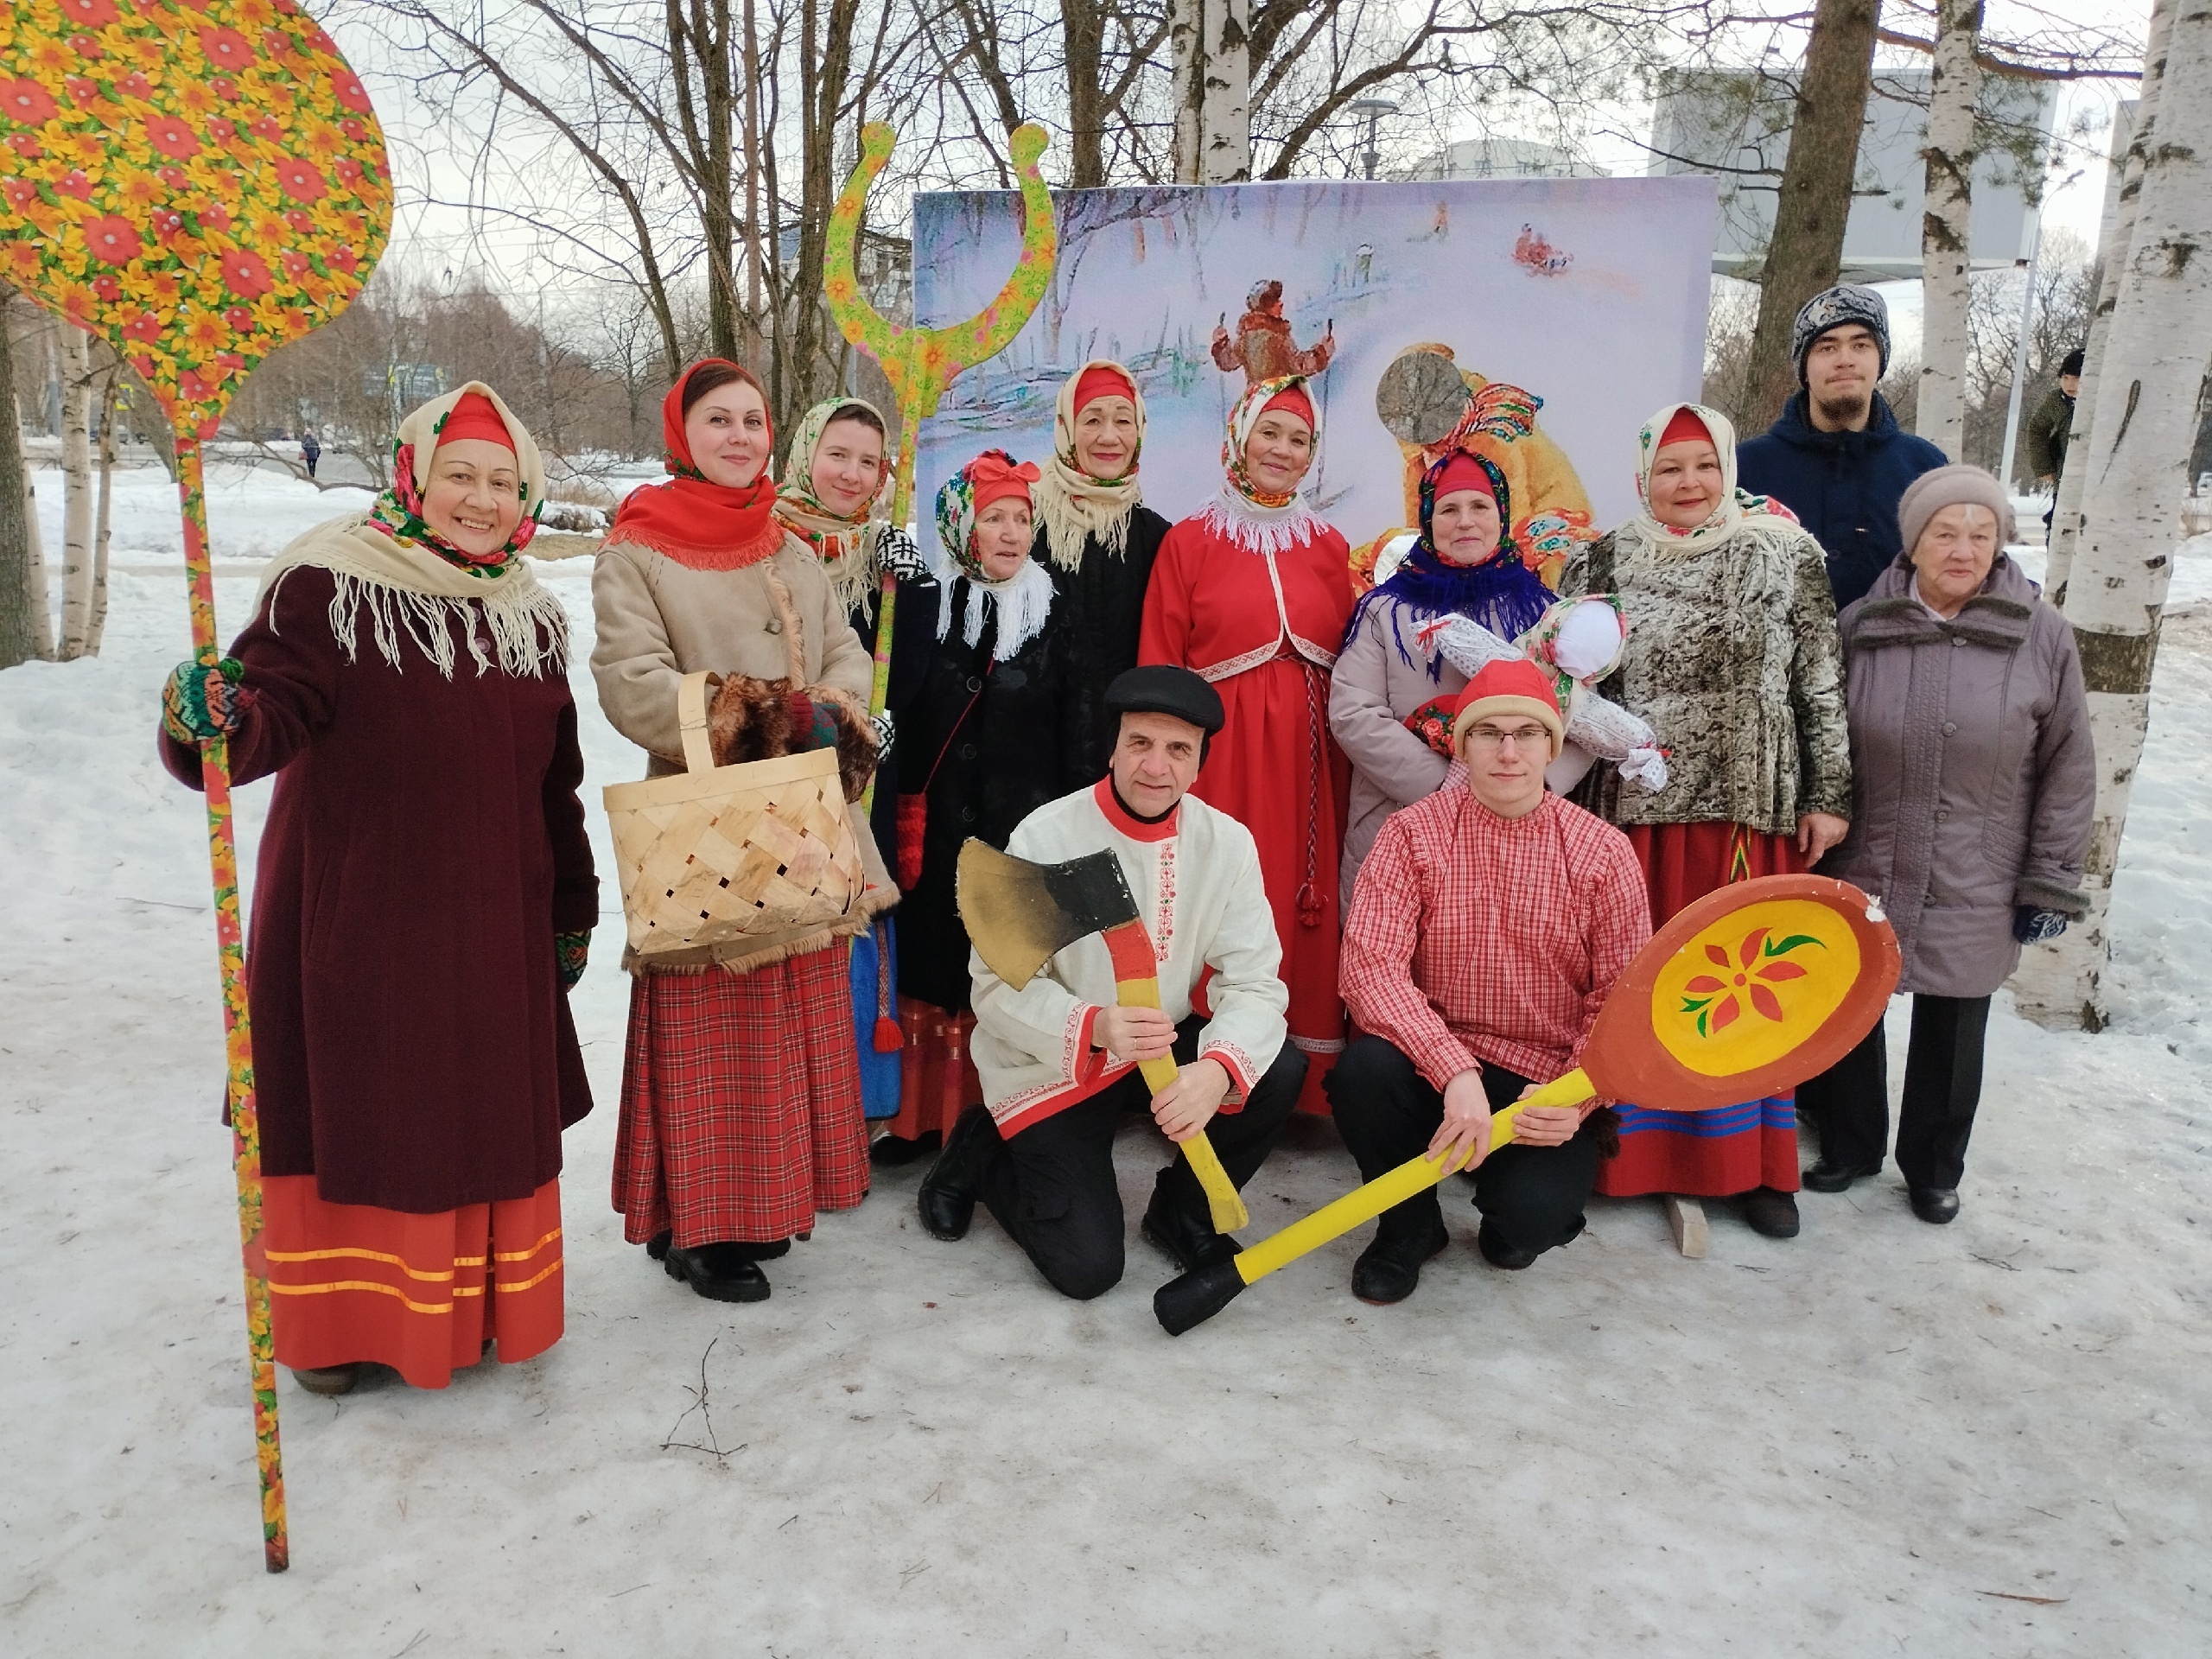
[774,396,892,610]
[931,449,1054,663]
[365,381,544,575]
[1033,359,1147,571]
[1344,447,1557,677]
[1223,374,1321,509]
[1627,401,1799,556]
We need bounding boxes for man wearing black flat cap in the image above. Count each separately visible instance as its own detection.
[917,665,1304,1299]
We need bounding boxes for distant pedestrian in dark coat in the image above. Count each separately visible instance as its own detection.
[1737,284,1948,609]
[2023,348,2084,532]
[159,385,592,1396]
[299,428,321,478]
[1799,465,2094,1225]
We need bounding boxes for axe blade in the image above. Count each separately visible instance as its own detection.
[957,841,1142,991]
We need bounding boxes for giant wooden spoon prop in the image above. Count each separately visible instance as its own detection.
[1154,874,1900,1335]
[1,1,394,1570]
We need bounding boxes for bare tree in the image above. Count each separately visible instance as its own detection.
[1916,0,1981,455]
[0,283,41,671]
[55,325,96,660]
[1740,0,1882,429]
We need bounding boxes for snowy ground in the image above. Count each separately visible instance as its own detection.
[3,464,2208,1656]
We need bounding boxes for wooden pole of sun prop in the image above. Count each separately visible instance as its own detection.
[823,122,1058,813]
[1153,875,1902,1335]
[0,0,396,1570]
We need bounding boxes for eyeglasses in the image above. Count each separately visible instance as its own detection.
[1465,723,1549,752]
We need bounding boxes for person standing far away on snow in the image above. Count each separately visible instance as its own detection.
[1211,280,1336,387]
[592,358,896,1306]
[1141,375,1355,1116]
[1555,402,1852,1244]
[1795,465,2093,1228]
[298,427,321,479]
[2022,348,2084,535]
[156,385,594,1399]
[1736,284,1948,611]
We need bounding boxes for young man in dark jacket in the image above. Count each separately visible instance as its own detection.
[1737,284,1948,609]
[2023,347,2084,531]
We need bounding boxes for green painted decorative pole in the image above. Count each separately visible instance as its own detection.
[823,122,1058,810]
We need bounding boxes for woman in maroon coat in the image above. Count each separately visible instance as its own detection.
[159,385,595,1395]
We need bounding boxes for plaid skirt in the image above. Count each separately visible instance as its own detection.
[613,944,870,1249]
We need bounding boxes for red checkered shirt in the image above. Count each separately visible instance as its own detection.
[1341,788,1652,1090]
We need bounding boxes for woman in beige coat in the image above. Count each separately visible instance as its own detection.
[593,359,894,1303]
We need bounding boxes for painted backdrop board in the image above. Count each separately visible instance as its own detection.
[912,176,1719,550]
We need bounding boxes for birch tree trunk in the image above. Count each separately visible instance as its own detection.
[56,325,95,660]
[1171,0,1250,184]
[23,455,53,662]
[2045,0,2175,601]
[2010,0,2212,1032]
[0,283,42,671]
[86,365,118,656]
[1915,0,1980,455]
[1743,0,1884,427]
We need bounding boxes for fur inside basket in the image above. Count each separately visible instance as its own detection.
[707,674,877,803]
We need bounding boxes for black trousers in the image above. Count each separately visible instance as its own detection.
[978,1017,1306,1300]
[1325,1035,1601,1257]
[1796,994,1992,1190]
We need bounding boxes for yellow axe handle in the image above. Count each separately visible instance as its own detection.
[1119,980,1251,1235]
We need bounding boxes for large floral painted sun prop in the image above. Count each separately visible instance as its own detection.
[0,0,391,435]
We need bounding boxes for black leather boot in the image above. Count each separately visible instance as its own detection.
[1909,1185,1960,1224]
[664,1242,771,1302]
[1351,1221,1451,1305]
[918,1105,1000,1240]
[1141,1190,1239,1274]
[1802,1158,1881,1193]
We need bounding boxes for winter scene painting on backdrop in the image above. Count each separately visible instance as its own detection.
[912,175,1719,549]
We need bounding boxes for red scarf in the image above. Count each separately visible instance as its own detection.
[607,361,785,569]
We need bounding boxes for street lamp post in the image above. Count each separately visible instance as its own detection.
[1350,98,1400,181]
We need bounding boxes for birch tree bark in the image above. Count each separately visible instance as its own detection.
[1743,0,1884,428]
[56,325,95,661]
[1171,0,1250,184]
[86,365,118,657]
[2011,0,2212,1031]
[0,284,41,671]
[2045,0,2174,600]
[1916,0,1981,455]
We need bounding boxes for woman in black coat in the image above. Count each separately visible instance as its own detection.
[873,449,1098,1158]
[1028,359,1170,782]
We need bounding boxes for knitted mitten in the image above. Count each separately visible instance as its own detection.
[556,929,591,988]
[162,657,248,744]
[2012,906,2069,944]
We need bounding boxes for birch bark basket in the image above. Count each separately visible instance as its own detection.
[1916,0,1981,457]
[2046,0,2175,599]
[2011,0,2212,1031]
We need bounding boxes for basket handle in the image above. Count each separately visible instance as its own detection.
[676,671,721,775]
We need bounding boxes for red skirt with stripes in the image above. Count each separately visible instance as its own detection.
[1595,822,1807,1198]
[264,1174,563,1389]
[881,994,982,1144]
[613,944,870,1249]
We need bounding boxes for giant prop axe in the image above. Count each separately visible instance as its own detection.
[821,122,1058,811]
[959,841,1251,1233]
[1154,874,1902,1334]
[0,1,395,1570]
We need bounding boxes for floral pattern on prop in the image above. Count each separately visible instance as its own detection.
[0,0,392,437]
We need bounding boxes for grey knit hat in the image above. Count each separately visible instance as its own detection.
[1792,284,1891,384]
[1897,463,2016,557]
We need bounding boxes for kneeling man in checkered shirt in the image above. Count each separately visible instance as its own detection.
[1327,658,1653,1303]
